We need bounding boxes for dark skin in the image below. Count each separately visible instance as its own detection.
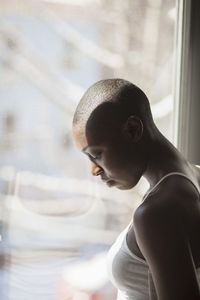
[73,104,200,300]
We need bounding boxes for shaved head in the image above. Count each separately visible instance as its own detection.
[72,78,184,191]
[72,78,154,133]
[72,79,158,189]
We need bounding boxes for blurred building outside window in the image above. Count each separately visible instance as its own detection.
[0,1,176,299]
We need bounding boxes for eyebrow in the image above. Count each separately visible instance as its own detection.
[82,145,102,153]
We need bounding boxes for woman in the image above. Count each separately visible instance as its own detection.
[72,78,200,300]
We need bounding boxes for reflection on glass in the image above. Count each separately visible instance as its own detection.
[0,1,176,299]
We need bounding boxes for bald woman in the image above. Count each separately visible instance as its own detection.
[72,79,200,300]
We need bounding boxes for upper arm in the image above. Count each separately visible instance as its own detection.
[134,200,200,300]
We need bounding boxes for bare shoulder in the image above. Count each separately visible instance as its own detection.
[133,174,200,235]
[133,172,200,266]
[132,173,200,300]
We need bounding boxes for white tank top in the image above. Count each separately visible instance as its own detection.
[106,172,200,300]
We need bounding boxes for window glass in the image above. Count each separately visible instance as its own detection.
[0,1,176,299]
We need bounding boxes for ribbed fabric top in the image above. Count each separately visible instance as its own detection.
[106,172,200,300]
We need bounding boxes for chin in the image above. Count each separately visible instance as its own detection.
[116,178,139,190]
[116,185,129,190]
[115,182,134,190]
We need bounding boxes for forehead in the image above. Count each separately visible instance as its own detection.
[72,122,114,152]
[73,102,123,149]
[72,125,87,150]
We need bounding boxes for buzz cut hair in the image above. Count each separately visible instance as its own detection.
[72,78,154,131]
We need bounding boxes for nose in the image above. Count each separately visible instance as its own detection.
[90,161,103,176]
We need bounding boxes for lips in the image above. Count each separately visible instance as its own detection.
[101,176,109,182]
[101,176,115,186]
[105,180,115,187]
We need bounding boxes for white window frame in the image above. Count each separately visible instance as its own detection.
[173,0,200,164]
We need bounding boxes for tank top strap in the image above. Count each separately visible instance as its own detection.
[143,172,200,201]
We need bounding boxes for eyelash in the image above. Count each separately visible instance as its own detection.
[89,152,101,160]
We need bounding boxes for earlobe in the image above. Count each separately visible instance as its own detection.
[124,115,143,142]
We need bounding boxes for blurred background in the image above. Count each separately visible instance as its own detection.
[0,0,176,299]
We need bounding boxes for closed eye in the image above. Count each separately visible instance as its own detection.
[88,152,102,161]
[93,153,102,160]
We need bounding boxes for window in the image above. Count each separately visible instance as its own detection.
[0,1,177,299]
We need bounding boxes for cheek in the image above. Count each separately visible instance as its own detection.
[99,153,117,175]
[103,150,130,175]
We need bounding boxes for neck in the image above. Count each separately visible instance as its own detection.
[143,130,191,188]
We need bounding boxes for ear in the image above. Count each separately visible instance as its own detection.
[123,115,143,142]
